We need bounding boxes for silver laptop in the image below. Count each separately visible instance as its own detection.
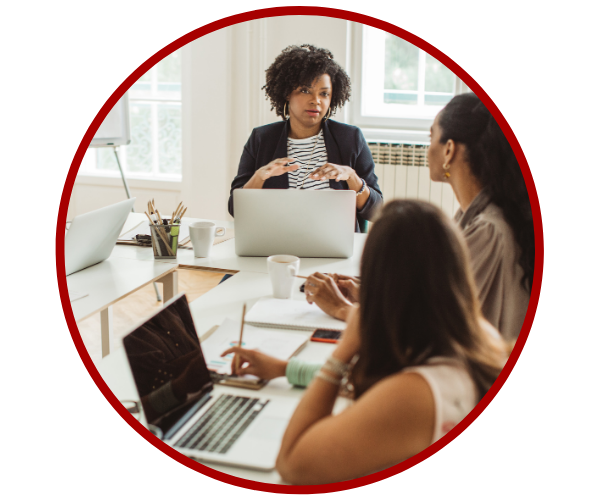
[65,198,135,275]
[123,294,297,470]
[234,189,356,258]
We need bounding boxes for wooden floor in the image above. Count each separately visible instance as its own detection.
[77,268,226,364]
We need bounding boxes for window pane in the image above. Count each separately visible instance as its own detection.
[425,54,455,93]
[384,92,418,105]
[96,147,118,171]
[424,94,453,106]
[157,104,181,174]
[127,103,153,173]
[157,50,181,99]
[384,35,419,91]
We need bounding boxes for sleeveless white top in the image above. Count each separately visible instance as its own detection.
[403,357,478,444]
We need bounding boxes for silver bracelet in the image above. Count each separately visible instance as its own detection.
[355,178,366,196]
[316,370,342,386]
[323,356,350,377]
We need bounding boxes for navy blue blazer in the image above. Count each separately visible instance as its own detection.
[228,119,383,232]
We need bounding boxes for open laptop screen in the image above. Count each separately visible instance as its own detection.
[123,295,213,429]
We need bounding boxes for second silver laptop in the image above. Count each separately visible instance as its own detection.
[233,189,356,258]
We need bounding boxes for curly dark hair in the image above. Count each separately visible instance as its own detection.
[262,44,351,119]
[438,93,535,292]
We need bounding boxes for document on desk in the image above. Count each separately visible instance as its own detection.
[69,291,89,301]
[118,217,190,245]
[245,297,347,331]
[201,317,308,375]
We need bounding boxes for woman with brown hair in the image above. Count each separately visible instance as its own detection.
[270,200,508,484]
[303,92,534,341]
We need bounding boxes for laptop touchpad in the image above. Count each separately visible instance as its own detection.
[247,417,288,440]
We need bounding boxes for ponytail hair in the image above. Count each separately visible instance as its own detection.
[438,93,534,292]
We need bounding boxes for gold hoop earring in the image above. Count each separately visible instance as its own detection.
[283,101,289,119]
[324,108,332,121]
[443,163,451,179]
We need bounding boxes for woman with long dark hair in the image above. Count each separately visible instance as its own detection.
[228,44,382,231]
[222,92,531,387]
[427,92,534,341]
[273,200,508,484]
[301,92,533,341]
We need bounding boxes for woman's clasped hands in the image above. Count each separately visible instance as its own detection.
[304,272,360,321]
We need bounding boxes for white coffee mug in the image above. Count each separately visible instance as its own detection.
[267,255,300,299]
[189,222,226,258]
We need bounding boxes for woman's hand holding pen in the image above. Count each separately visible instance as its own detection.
[221,347,288,380]
[333,274,361,303]
[304,272,354,321]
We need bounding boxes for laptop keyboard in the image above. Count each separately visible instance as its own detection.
[174,394,268,454]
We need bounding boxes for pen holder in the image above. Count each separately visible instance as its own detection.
[149,223,181,259]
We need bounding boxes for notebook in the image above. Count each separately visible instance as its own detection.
[244,297,347,331]
[201,318,308,390]
[123,293,298,470]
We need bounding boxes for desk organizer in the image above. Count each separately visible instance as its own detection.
[149,223,181,259]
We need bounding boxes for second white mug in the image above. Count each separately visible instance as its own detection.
[189,222,226,258]
[267,255,300,299]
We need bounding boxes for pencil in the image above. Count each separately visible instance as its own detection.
[235,303,246,374]
[294,275,308,279]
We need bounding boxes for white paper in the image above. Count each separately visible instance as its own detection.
[118,215,190,244]
[69,291,89,302]
[245,297,347,331]
[201,317,309,374]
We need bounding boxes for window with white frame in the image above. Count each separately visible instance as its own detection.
[81,50,182,180]
[354,25,463,131]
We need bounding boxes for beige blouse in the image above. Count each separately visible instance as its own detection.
[455,190,529,342]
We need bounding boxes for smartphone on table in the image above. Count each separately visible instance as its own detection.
[310,329,342,344]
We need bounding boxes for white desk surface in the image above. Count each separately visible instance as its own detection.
[67,257,178,322]
[98,271,350,484]
[86,213,361,481]
[113,216,366,276]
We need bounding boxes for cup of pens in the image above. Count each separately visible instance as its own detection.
[149,222,180,259]
[145,200,187,260]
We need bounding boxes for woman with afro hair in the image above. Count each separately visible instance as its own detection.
[228,44,382,232]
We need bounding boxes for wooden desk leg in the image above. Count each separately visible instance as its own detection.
[100,306,113,358]
[157,271,178,303]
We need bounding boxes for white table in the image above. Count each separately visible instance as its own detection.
[113,216,366,276]
[68,214,364,358]
[67,257,179,357]
[98,271,350,483]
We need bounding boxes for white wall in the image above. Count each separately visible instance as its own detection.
[68,16,351,221]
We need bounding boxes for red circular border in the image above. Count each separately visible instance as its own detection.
[56,6,544,494]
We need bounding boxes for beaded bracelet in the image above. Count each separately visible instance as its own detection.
[316,370,342,386]
[355,178,367,196]
[323,356,350,377]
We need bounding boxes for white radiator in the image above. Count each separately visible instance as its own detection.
[368,142,459,219]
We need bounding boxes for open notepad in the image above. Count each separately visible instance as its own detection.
[201,317,309,388]
[245,297,347,331]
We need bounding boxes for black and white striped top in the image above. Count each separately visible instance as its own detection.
[287,131,330,190]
